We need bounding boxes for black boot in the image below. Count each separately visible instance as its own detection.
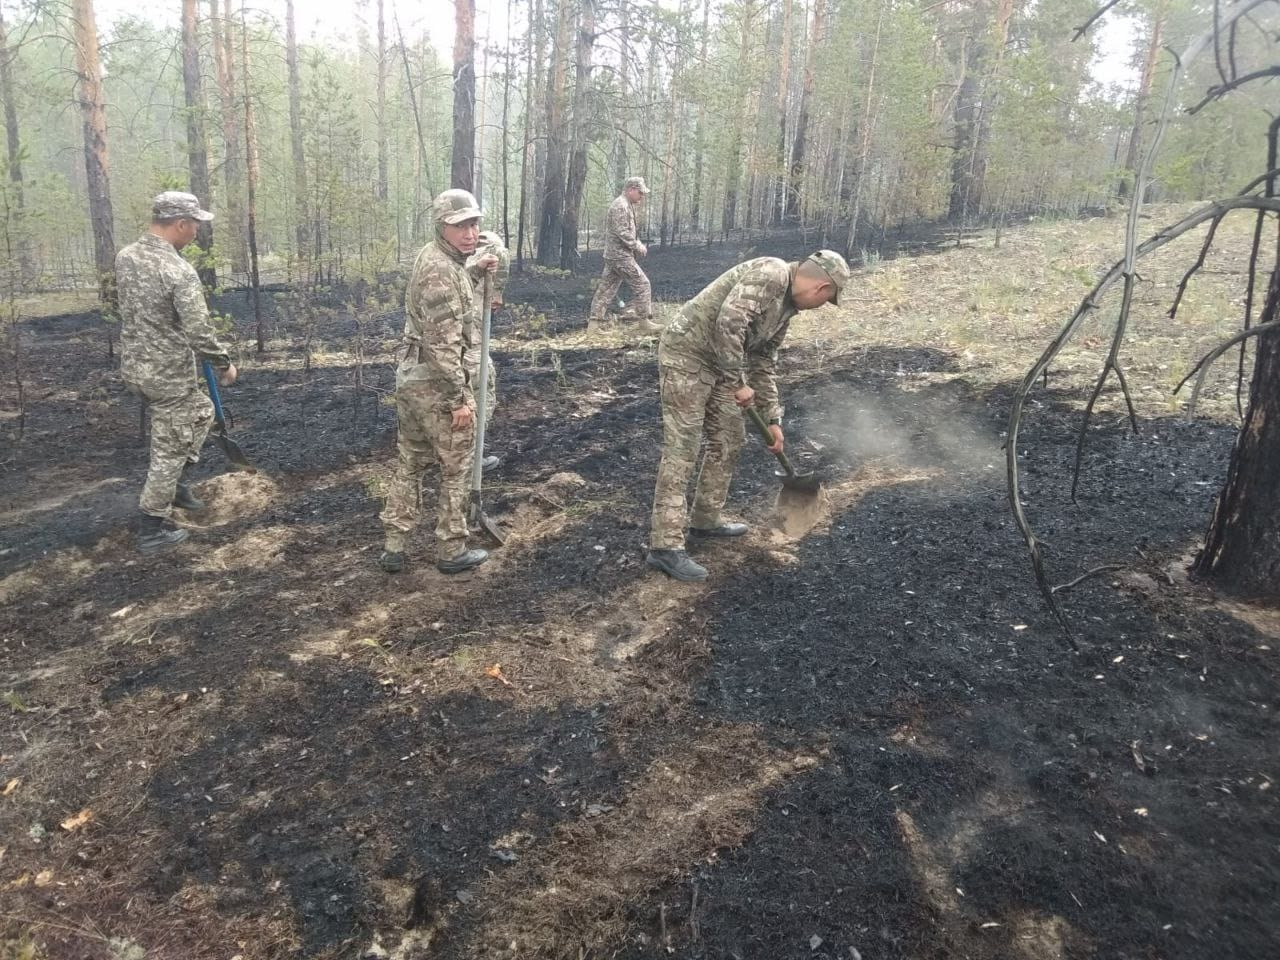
[689,522,748,538]
[645,549,708,581]
[379,550,405,573]
[437,548,489,575]
[137,514,189,553]
[173,465,205,512]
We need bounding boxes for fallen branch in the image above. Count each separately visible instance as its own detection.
[1052,564,1124,595]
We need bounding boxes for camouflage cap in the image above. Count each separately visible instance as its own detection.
[806,249,851,305]
[432,188,483,225]
[623,176,650,195]
[153,190,214,222]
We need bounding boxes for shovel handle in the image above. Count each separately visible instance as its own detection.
[745,405,800,478]
[201,360,227,427]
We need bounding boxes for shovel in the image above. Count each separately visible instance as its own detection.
[468,276,506,545]
[745,405,824,535]
[200,360,256,473]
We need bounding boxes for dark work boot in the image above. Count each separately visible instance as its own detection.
[437,548,489,575]
[379,550,405,573]
[481,455,500,473]
[173,483,205,512]
[645,549,708,582]
[637,316,664,334]
[689,522,748,538]
[137,514,189,553]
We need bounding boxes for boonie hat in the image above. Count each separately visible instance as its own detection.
[806,249,851,305]
[153,191,214,222]
[433,189,483,225]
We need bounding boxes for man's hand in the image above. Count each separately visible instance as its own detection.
[475,254,499,274]
[219,362,238,387]
[733,385,755,408]
[766,423,784,454]
[490,297,504,311]
[635,242,648,258]
[451,404,475,430]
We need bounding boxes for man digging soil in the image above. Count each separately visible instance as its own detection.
[118,191,238,553]
[647,250,850,581]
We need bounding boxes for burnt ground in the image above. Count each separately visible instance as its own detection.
[1,232,1278,960]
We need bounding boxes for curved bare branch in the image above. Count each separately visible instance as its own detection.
[1175,320,1280,417]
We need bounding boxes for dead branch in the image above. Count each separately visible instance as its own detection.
[1189,66,1280,114]
[1168,213,1224,320]
[1176,319,1280,416]
[1052,564,1125,595]
[1073,0,1124,42]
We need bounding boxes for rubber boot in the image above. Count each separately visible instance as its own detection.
[645,548,708,582]
[137,514,189,553]
[379,550,405,573]
[173,465,205,511]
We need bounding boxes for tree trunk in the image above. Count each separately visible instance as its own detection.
[239,1,263,352]
[1195,260,1280,592]
[181,0,214,287]
[969,0,1015,219]
[845,0,885,258]
[722,0,756,237]
[1118,0,1165,200]
[452,0,476,192]
[501,0,513,245]
[212,0,246,272]
[475,8,490,206]
[690,0,710,234]
[536,0,571,266]
[376,0,388,203]
[785,0,822,222]
[0,6,33,287]
[613,0,630,185]
[560,0,595,271]
[772,0,792,226]
[71,0,115,308]
[285,0,309,265]
[516,0,536,268]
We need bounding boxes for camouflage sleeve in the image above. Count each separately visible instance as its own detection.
[174,263,231,368]
[710,265,787,382]
[467,234,511,303]
[609,200,637,252]
[747,339,782,423]
[413,264,472,409]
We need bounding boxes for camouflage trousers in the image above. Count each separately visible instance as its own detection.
[649,363,745,550]
[589,257,652,322]
[380,382,476,559]
[139,388,214,518]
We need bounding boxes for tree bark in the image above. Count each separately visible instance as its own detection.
[376,0,388,203]
[239,1,262,352]
[182,0,214,287]
[452,0,476,192]
[845,0,885,257]
[0,6,33,287]
[772,0,792,225]
[785,0,822,222]
[211,0,246,272]
[613,0,630,185]
[1118,0,1165,200]
[690,0,709,235]
[560,0,595,271]
[536,0,571,265]
[71,0,115,307]
[285,0,309,265]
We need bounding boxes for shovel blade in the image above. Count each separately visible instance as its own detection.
[469,496,507,546]
[213,430,256,473]
[778,470,822,494]
[774,482,826,538]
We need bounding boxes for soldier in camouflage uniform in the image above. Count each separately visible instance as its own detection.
[379,189,498,575]
[466,230,510,469]
[646,250,851,581]
[588,176,661,334]
[118,191,237,553]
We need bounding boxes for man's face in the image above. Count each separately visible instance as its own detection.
[791,270,835,310]
[171,218,199,250]
[442,218,481,254]
[625,186,644,204]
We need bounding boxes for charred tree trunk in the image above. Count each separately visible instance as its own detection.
[182,0,215,287]
[212,0,247,272]
[285,0,309,265]
[536,0,571,266]
[785,0,822,222]
[561,0,595,271]
[1194,258,1280,592]
[0,6,33,287]
[72,0,115,310]
[239,1,263,352]
[452,0,476,192]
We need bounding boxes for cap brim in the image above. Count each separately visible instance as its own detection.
[441,209,483,224]
[193,209,215,222]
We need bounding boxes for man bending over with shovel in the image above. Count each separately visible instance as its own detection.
[379,189,498,575]
[646,250,850,582]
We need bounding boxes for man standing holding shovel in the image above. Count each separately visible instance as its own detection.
[646,250,850,581]
[379,189,497,575]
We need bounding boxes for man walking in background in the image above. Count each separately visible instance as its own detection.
[379,189,497,576]
[646,251,851,581]
[588,176,661,335]
[118,191,237,553]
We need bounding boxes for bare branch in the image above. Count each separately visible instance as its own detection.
[1052,564,1125,595]
[1189,66,1280,114]
[1168,213,1224,320]
[1176,320,1280,417]
[1073,0,1125,42]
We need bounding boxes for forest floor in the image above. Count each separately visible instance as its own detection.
[1,206,1277,960]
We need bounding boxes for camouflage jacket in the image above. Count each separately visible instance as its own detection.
[117,233,231,401]
[659,257,796,422]
[398,239,476,406]
[603,194,639,261]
